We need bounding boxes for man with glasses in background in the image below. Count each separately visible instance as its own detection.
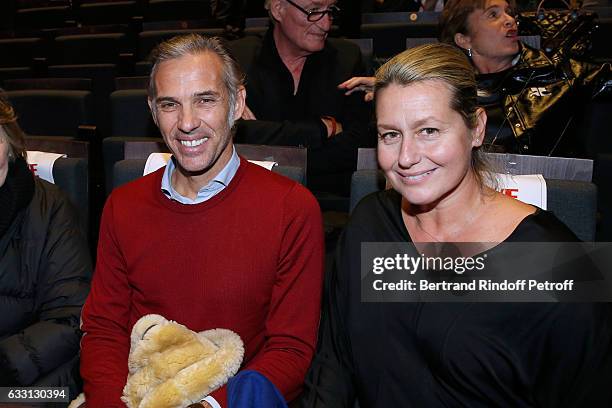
[234,0,374,201]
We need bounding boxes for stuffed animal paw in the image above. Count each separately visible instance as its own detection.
[121,314,244,408]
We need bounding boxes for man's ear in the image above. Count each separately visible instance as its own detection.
[232,86,246,122]
[454,32,472,52]
[148,97,158,125]
[270,0,284,22]
[472,107,487,147]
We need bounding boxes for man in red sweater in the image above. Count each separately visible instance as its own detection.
[80,34,325,407]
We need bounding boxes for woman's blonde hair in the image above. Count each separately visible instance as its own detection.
[374,43,490,187]
[0,94,27,162]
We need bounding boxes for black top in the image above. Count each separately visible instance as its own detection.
[303,189,612,408]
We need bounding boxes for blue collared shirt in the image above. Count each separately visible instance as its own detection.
[161,146,240,204]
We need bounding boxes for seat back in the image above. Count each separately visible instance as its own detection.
[113,158,147,189]
[15,5,70,29]
[361,21,439,58]
[347,38,374,74]
[54,33,127,65]
[0,37,45,68]
[245,17,269,28]
[110,89,160,137]
[547,179,597,241]
[5,89,94,137]
[2,77,92,91]
[25,136,89,157]
[24,137,90,232]
[144,0,214,22]
[102,136,163,194]
[53,157,90,234]
[357,147,377,170]
[47,64,118,139]
[115,76,149,90]
[78,1,140,26]
[405,37,438,49]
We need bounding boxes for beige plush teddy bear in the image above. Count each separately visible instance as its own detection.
[68,314,244,408]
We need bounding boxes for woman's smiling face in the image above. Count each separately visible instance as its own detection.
[376,80,483,208]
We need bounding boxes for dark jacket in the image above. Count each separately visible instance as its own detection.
[233,30,375,195]
[0,176,91,394]
[478,43,611,157]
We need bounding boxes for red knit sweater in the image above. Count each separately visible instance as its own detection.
[80,158,325,407]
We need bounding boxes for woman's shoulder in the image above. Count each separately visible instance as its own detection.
[350,189,400,224]
[518,42,551,64]
[347,189,408,241]
[485,192,578,242]
[31,177,72,209]
[25,178,80,228]
[508,208,579,242]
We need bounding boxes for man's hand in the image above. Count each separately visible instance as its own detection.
[321,116,343,138]
[241,104,257,120]
[338,76,375,102]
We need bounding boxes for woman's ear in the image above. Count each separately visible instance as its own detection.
[454,32,472,52]
[472,107,487,147]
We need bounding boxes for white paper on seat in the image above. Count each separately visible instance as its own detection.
[248,160,277,170]
[489,173,547,210]
[144,153,172,175]
[26,151,67,184]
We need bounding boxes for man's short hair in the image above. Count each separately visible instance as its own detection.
[148,34,245,115]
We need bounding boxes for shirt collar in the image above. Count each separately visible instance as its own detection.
[161,146,240,204]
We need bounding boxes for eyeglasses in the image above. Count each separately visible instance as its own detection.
[284,0,341,22]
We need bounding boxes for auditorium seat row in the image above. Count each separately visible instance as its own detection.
[26,139,603,263]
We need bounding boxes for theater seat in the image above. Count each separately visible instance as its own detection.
[5,89,94,137]
[144,0,213,22]
[53,157,90,234]
[109,89,160,137]
[53,33,127,65]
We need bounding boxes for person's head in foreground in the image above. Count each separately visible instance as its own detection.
[374,43,538,242]
[147,34,246,197]
[440,0,519,73]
